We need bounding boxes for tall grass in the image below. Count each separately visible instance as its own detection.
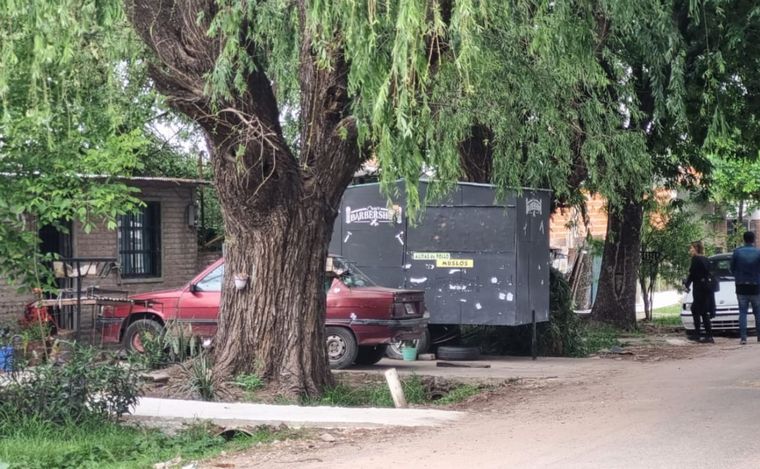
[0,419,293,469]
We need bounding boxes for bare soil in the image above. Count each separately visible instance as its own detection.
[195,332,721,468]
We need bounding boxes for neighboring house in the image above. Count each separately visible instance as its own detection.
[0,176,212,328]
[549,193,608,273]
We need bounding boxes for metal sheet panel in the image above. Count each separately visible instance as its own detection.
[329,181,551,327]
[407,207,516,253]
[334,184,406,288]
[514,190,551,324]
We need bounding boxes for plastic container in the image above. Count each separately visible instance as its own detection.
[401,346,417,361]
[0,346,13,372]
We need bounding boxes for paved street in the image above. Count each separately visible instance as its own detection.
[230,338,760,469]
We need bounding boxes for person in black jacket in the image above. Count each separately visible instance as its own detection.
[684,241,714,343]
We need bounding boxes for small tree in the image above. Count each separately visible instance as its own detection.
[639,200,703,320]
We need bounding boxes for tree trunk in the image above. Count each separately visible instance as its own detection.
[125,0,362,396]
[213,198,335,396]
[639,276,651,321]
[458,125,493,183]
[591,199,643,328]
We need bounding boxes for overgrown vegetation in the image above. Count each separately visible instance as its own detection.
[0,342,297,468]
[0,420,297,469]
[307,375,484,408]
[0,346,140,427]
[129,321,201,371]
[173,352,220,401]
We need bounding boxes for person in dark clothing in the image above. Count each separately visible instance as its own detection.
[684,241,714,343]
[730,231,760,344]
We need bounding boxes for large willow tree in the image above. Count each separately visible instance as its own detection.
[122,0,661,394]
[7,0,721,394]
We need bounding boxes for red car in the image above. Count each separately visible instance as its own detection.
[95,256,427,369]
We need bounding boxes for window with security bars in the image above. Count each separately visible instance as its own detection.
[118,202,161,278]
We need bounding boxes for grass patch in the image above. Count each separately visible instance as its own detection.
[650,304,683,327]
[0,419,296,469]
[435,384,482,405]
[306,375,483,407]
[579,322,623,355]
[232,373,265,392]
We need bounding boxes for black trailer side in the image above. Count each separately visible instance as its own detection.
[329,181,551,343]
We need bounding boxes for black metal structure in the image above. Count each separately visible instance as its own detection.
[330,181,551,327]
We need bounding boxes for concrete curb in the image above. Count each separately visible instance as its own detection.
[130,397,464,428]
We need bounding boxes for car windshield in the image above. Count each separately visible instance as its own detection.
[331,257,376,288]
[709,257,733,280]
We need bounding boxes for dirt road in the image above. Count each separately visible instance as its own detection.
[211,338,760,469]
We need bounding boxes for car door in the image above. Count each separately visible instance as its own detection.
[176,262,224,337]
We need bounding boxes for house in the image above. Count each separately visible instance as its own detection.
[0,176,215,330]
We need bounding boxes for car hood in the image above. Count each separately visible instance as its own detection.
[682,281,737,308]
[129,288,182,302]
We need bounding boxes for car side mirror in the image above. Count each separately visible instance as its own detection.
[189,283,200,294]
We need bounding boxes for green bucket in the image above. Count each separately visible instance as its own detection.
[401,346,417,361]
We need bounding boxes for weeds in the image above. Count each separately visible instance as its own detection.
[130,321,201,370]
[232,373,265,392]
[173,352,221,401]
[307,375,483,407]
[0,419,297,469]
[436,384,482,405]
[579,322,622,354]
[0,345,140,428]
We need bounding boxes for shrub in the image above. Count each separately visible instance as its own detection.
[129,321,200,370]
[172,352,221,401]
[0,345,141,430]
[232,373,265,392]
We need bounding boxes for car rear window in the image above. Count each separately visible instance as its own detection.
[709,258,732,280]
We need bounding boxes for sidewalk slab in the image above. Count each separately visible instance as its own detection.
[130,397,464,428]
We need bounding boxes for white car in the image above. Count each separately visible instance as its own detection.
[681,253,756,335]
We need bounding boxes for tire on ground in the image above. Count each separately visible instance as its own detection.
[385,328,431,360]
[326,326,359,369]
[436,345,480,361]
[355,345,388,365]
[123,319,163,353]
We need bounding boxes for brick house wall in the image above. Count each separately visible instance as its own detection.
[549,193,608,272]
[0,178,203,328]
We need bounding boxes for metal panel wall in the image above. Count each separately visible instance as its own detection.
[330,181,550,327]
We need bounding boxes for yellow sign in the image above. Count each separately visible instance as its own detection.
[412,252,451,260]
[436,259,474,268]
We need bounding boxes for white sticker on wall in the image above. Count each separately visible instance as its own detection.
[498,293,506,300]
[475,303,482,310]
[410,277,428,284]
[491,277,498,284]
[507,293,514,302]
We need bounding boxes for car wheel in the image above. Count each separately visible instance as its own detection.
[326,327,358,370]
[436,345,480,361]
[386,328,431,360]
[123,319,163,353]
[355,345,388,365]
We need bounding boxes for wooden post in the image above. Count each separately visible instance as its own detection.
[384,368,407,408]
